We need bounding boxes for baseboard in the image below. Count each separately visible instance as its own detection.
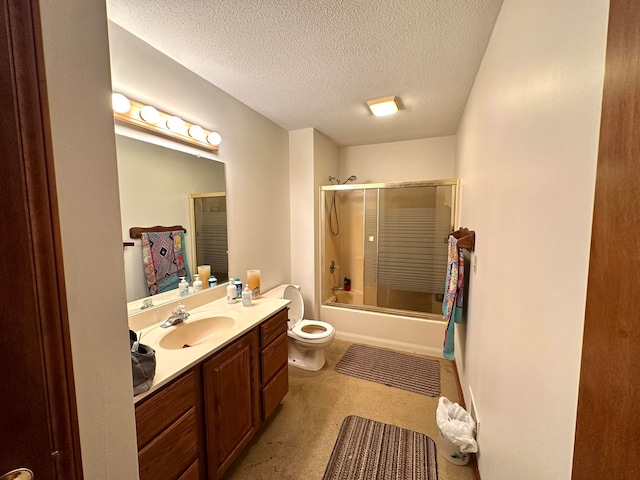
[452,359,466,408]
[334,331,443,358]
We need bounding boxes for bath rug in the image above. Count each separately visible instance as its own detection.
[335,344,441,396]
[323,415,438,480]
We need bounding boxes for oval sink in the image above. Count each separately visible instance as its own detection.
[159,316,235,349]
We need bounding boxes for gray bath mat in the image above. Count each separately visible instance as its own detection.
[335,344,441,396]
[323,415,438,480]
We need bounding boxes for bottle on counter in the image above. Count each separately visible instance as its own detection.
[178,276,189,297]
[242,283,252,307]
[193,274,203,293]
[235,278,243,299]
[208,275,217,288]
[226,278,237,304]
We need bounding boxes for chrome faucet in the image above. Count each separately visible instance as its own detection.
[140,298,154,310]
[161,304,190,328]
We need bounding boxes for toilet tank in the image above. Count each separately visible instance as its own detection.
[262,284,303,326]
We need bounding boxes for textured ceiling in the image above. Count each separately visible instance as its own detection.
[106,0,503,147]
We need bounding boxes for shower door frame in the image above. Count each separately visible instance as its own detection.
[189,191,228,281]
[320,179,459,320]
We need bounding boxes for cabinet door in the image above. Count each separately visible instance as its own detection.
[203,331,259,479]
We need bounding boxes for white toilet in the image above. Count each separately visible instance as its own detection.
[263,284,335,371]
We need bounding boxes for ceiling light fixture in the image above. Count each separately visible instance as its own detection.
[111,93,220,152]
[367,96,399,117]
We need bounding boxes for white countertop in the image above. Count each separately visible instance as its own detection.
[133,295,290,403]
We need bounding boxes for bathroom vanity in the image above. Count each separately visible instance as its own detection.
[132,298,289,480]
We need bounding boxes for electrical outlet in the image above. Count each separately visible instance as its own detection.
[468,386,480,442]
[473,254,478,274]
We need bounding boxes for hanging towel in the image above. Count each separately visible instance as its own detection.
[443,235,464,360]
[141,230,191,295]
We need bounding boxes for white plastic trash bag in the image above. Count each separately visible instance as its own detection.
[436,396,478,464]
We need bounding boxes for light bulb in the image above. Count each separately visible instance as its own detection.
[188,125,206,142]
[207,131,222,146]
[111,93,131,114]
[140,105,160,124]
[166,116,186,134]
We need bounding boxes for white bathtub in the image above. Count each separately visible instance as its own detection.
[328,290,363,305]
[320,302,446,358]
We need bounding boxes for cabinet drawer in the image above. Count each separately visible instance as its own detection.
[260,308,288,347]
[138,408,199,480]
[262,365,288,420]
[261,332,288,384]
[136,370,198,449]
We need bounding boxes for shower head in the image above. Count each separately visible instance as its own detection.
[329,175,357,185]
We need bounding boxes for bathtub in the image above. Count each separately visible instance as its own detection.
[328,290,363,305]
[320,297,446,358]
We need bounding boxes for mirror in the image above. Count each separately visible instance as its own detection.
[116,134,227,313]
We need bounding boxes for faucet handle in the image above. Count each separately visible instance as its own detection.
[174,303,186,314]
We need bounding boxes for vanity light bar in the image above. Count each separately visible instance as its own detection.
[111,93,221,151]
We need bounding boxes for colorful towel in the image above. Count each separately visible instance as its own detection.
[443,235,464,360]
[141,231,191,295]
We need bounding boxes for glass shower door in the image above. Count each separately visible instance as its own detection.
[364,184,454,315]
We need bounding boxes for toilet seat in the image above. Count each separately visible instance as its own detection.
[290,320,335,342]
[281,285,335,341]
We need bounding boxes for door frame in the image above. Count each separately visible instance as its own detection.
[572,0,640,478]
[3,0,82,477]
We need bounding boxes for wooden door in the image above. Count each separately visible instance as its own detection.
[203,332,260,479]
[572,0,640,478]
[0,0,81,478]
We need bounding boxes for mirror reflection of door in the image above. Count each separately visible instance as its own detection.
[190,193,229,282]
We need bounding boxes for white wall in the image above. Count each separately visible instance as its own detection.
[313,131,339,318]
[454,1,609,479]
[339,135,456,183]
[38,1,139,477]
[289,129,339,319]
[109,23,291,294]
[289,129,316,316]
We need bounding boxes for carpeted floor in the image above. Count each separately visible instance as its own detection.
[224,339,476,480]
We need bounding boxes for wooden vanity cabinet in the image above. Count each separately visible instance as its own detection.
[134,307,289,480]
[259,308,289,420]
[135,370,204,480]
[203,329,260,479]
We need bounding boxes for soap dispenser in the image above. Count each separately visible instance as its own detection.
[178,276,189,297]
[242,283,252,307]
[193,274,203,293]
[226,278,237,304]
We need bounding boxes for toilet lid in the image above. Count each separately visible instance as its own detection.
[282,285,304,325]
